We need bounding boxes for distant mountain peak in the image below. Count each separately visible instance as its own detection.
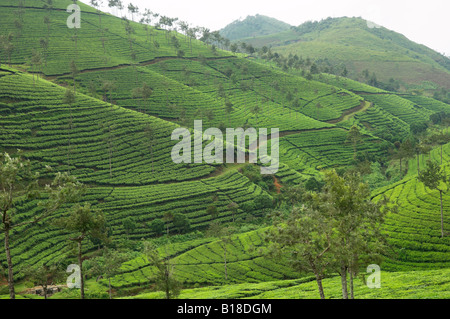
[220,14,292,41]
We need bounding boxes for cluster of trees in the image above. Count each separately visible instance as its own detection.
[0,33,15,67]
[0,0,29,68]
[433,87,450,104]
[232,45,351,80]
[343,120,449,189]
[100,0,227,55]
[0,0,26,68]
[418,159,448,238]
[290,17,336,36]
[267,170,394,299]
[392,129,450,176]
[343,124,449,240]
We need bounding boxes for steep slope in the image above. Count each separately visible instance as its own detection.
[0,67,272,274]
[0,0,224,75]
[0,0,449,295]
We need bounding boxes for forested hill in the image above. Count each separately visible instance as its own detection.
[225,16,450,97]
[219,14,292,41]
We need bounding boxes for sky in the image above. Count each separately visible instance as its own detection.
[92,0,450,55]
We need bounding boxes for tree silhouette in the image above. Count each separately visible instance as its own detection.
[127,3,139,21]
[143,241,181,299]
[63,88,76,170]
[346,125,362,160]
[418,160,448,238]
[53,203,107,299]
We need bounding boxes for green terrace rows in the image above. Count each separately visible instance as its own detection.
[125,268,450,299]
[314,73,449,139]
[0,168,271,278]
[0,69,218,185]
[401,95,450,114]
[314,73,387,94]
[0,0,226,75]
[278,128,389,176]
[72,58,339,132]
[108,228,299,288]
[146,58,363,123]
[113,146,450,293]
[352,102,411,142]
[372,143,450,271]
[273,162,308,185]
[97,169,269,239]
[362,94,435,127]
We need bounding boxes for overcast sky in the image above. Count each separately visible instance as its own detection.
[92,0,450,55]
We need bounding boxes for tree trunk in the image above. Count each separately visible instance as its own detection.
[109,277,112,299]
[224,244,228,281]
[417,154,420,175]
[165,265,170,299]
[440,190,444,238]
[340,264,348,299]
[77,240,85,299]
[314,274,325,300]
[349,270,354,299]
[4,227,15,299]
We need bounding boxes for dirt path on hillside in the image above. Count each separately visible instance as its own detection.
[273,176,282,194]
[327,100,372,124]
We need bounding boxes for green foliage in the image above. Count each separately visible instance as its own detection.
[0,1,449,300]
[173,213,191,234]
[304,177,324,192]
[143,241,181,299]
[150,219,165,235]
[124,268,450,299]
[372,143,450,270]
[220,15,291,41]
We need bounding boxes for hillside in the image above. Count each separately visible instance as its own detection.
[219,14,291,41]
[0,0,449,301]
[233,17,450,94]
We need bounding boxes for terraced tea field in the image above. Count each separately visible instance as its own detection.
[124,268,450,299]
[0,0,449,300]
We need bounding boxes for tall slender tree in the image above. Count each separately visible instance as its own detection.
[63,88,76,171]
[53,203,107,299]
[3,33,14,67]
[207,222,234,281]
[418,160,448,238]
[30,49,43,86]
[143,241,181,299]
[127,3,139,21]
[346,125,362,160]
[88,248,128,299]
